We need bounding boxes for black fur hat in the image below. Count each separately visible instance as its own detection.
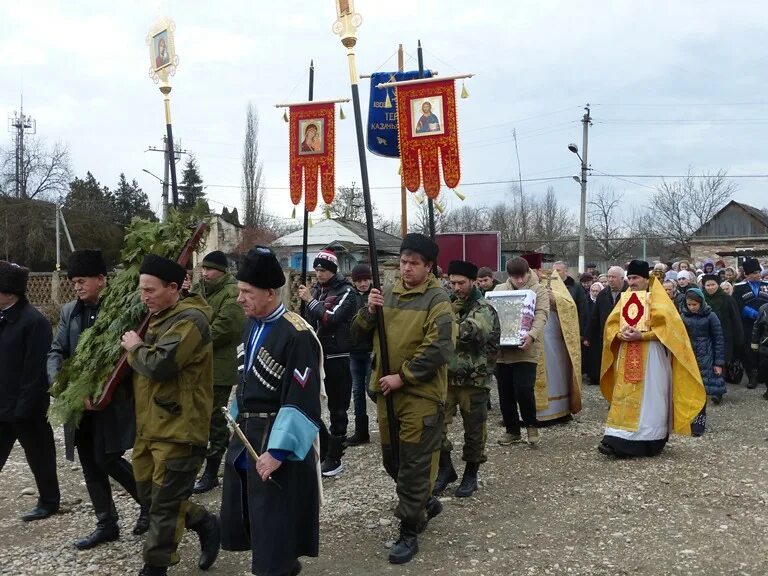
[67,250,107,280]
[236,246,285,289]
[0,261,29,296]
[447,260,478,280]
[139,254,186,287]
[743,258,761,276]
[626,259,650,279]
[400,233,439,263]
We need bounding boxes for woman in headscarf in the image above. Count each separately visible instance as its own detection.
[721,281,734,296]
[702,274,744,384]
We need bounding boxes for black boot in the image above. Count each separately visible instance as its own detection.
[190,512,220,571]
[138,565,167,576]
[76,482,119,549]
[193,456,222,494]
[346,415,370,446]
[431,451,457,495]
[747,369,758,389]
[425,496,443,521]
[321,435,345,477]
[388,523,419,564]
[133,505,150,536]
[454,462,480,498]
[20,500,58,522]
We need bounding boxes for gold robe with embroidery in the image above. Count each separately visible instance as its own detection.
[534,272,582,418]
[600,276,705,436]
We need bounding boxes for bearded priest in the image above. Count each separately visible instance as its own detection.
[598,260,705,458]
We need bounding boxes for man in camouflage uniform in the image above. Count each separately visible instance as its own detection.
[433,260,500,498]
[192,251,245,494]
[352,233,456,565]
[122,255,220,576]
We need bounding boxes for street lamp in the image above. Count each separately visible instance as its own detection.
[568,142,587,274]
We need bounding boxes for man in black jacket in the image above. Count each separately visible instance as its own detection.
[734,258,768,387]
[553,261,588,334]
[583,265,628,385]
[48,250,146,549]
[0,261,60,521]
[298,249,357,476]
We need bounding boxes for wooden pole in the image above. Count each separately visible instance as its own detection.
[417,40,436,241]
[300,60,314,317]
[398,44,407,239]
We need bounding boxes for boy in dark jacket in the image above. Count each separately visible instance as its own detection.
[0,261,60,522]
[347,263,374,446]
[298,249,357,476]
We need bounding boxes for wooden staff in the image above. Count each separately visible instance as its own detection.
[222,408,281,488]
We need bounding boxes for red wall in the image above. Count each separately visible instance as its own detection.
[435,233,500,273]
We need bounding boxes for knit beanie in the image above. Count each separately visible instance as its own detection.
[351,263,372,282]
[313,249,338,273]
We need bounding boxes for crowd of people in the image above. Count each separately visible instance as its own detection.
[1,240,767,575]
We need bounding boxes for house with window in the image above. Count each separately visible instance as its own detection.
[689,201,768,267]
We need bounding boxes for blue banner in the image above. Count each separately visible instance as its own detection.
[367,70,432,158]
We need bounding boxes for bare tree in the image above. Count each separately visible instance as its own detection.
[0,138,72,200]
[530,186,575,246]
[328,182,381,222]
[241,102,265,228]
[442,203,490,232]
[646,168,736,256]
[409,193,448,235]
[587,186,635,262]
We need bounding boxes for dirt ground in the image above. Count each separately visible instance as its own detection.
[2,382,768,576]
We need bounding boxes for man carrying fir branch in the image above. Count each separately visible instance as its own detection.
[48,250,147,549]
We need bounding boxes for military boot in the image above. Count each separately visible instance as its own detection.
[454,462,480,498]
[193,456,222,494]
[132,505,150,536]
[138,565,167,576]
[346,416,370,446]
[388,523,419,564]
[190,512,221,571]
[431,451,457,495]
[75,483,119,549]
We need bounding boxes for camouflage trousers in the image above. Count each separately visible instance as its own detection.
[133,438,209,567]
[377,392,443,531]
[206,386,234,459]
[441,385,489,464]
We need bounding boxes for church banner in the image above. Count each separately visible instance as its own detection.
[393,77,461,199]
[288,101,336,212]
[367,70,431,158]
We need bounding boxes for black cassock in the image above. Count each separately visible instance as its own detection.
[220,308,321,576]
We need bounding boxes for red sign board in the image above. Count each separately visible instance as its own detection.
[435,232,501,273]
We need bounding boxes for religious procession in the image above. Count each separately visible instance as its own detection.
[3,2,768,576]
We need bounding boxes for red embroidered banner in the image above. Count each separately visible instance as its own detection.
[289,102,335,212]
[394,79,460,199]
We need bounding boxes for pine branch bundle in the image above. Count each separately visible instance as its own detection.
[48,210,209,427]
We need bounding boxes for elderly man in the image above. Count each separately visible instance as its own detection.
[48,250,145,548]
[584,266,627,386]
[599,260,705,458]
[220,246,322,576]
[734,258,768,388]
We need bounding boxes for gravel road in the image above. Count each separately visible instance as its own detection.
[2,382,767,576]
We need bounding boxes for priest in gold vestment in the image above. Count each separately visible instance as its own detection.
[535,270,582,422]
[599,260,705,458]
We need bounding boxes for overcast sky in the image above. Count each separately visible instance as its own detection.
[2,0,767,226]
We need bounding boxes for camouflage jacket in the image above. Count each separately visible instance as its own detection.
[449,287,501,388]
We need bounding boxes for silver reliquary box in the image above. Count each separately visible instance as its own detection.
[485,289,537,347]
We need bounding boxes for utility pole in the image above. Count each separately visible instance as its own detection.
[513,128,526,245]
[146,137,187,219]
[579,105,591,274]
[7,96,36,198]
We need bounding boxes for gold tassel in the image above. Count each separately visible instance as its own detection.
[461,80,469,99]
[282,109,289,122]
[291,205,296,219]
[384,90,392,109]
[435,201,445,214]
[339,106,346,120]
[415,192,424,205]
[453,188,465,201]
[397,163,402,176]
[309,215,313,227]
[325,205,331,219]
